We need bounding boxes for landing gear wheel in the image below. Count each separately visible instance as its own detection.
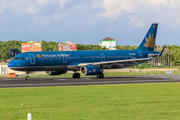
[96,74,100,78]
[73,73,76,78]
[25,76,30,81]
[72,73,80,79]
[25,71,30,81]
[76,73,80,78]
[96,73,104,79]
[99,73,104,78]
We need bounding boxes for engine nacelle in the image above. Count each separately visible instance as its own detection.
[80,65,103,75]
[46,70,67,75]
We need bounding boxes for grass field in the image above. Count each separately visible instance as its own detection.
[1,83,180,120]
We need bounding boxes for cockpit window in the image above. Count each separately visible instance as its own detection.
[14,57,25,60]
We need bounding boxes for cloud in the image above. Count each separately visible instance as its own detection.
[27,4,36,14]
[93,0,180,28]
[0,0,73,15]
[37,0,51,6]
[0,0,180,38]
[0,0,180,29]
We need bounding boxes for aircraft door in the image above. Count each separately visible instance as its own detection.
[138,51,143,58]
[29,54,35,64]
[63,54,67,63]
[100,53,105,62]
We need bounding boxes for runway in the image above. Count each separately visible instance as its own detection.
[1,75,180,88]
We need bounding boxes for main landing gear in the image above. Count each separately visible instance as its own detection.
[96,73,104,79]
[25,71,30,81]
[72,73,80,79]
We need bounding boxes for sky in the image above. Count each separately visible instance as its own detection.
[0,0,180,46]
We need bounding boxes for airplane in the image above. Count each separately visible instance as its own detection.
[8,23,165,80]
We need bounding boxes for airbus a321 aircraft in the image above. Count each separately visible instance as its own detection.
[8,23,165,80]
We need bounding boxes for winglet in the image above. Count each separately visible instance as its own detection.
[159,46,166,56]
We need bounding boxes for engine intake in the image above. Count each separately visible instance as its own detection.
[80,65,103,75]
[46,70,67,75]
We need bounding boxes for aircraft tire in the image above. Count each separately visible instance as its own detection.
[72,73,76,78]
[76,73,80,78]
[96,74,100,79]
[99,73,104,78]
[96,73,104,79]
[25,76,30,81]
[73,73,80,78]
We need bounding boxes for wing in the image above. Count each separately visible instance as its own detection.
[77,58,152,69]
[77,47,165,69]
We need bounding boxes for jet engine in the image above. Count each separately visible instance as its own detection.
[46,70,67,75]
[80,65,103,75]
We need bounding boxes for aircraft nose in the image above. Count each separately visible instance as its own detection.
[8,60,15,68]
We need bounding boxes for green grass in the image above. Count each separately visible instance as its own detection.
[141,66,180,69]
[104,70,180,76]
[132,66,180,69]
[1,83,180,120]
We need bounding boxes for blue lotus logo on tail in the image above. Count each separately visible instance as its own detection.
[143,33,156,48]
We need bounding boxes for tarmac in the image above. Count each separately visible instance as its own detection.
[1,75,180,88]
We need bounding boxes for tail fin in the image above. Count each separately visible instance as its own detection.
[137,23,158,51]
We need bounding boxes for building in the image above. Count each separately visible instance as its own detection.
[58,42,76,51]
[99,37,117,50]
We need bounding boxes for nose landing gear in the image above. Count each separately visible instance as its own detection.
[25,71,30,81]
[25,76,30,81]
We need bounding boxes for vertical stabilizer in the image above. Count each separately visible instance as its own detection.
[137,23,158,51]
